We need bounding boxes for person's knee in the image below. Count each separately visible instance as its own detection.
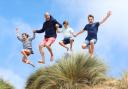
[45,44,50,48]
[82,44,87,49]
[90,40,94,45]
[45,40,52,47]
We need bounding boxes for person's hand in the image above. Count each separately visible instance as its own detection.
[107,11,112,17]
[55,24,59,28]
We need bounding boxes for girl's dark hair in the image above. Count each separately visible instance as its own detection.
[22,33,29,38]
[63,20,69,25]
[88,14,94,19]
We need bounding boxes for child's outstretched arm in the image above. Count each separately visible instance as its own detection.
[70,28,76,37]
[29,30,36,40]
[99,11,112,25]
[75,30,85,37]
[71,32,75,37]
[16,28,23,41]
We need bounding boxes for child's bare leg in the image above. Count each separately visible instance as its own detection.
[70,39,74,51]
[22,56,27,63]
[21,53,35,67]
[21,50,29,61]
[88,45,93,59]
[59,41,69,51]
[38,44,45,63]
[90,40,94,58]
[88,45,91,54]
[21,50,35,66]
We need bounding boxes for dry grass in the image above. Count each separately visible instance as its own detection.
[117,72,128,89]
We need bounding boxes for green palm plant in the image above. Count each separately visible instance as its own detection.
[0,79,14,89]
[26,53,107,89]
[25,68,47,89]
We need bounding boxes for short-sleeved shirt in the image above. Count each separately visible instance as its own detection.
[61,27,74,38]
[83,22,100,40]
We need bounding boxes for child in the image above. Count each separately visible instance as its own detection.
[58,20,75,51]
[34,12,62,64]
[75,11,112,58]
[16,28,35,67]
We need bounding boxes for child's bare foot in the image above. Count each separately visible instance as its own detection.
[26,60,35,67]
[28,62,35,67]
[38,57,45,64]
[29,63,35,67]
[50,56,54,62]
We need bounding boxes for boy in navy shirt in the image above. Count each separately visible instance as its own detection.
[75,11,112,58]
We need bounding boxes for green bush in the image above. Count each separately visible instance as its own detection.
[0,79,14,89]
[25,53,107,89]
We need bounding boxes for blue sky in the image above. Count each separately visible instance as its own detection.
[0,0,128,89]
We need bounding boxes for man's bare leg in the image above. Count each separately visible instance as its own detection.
[46,45,54,62]
[38,44,45,64]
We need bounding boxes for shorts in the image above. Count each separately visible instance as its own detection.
[40,37,56,46]
[85,38,97,46]
[23,48,34,55]
[62,37,74,44]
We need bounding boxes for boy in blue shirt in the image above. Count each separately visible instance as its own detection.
[75,11,112,58]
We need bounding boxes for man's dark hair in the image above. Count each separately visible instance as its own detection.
[22,33,29,38]
[88,14,94,19]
